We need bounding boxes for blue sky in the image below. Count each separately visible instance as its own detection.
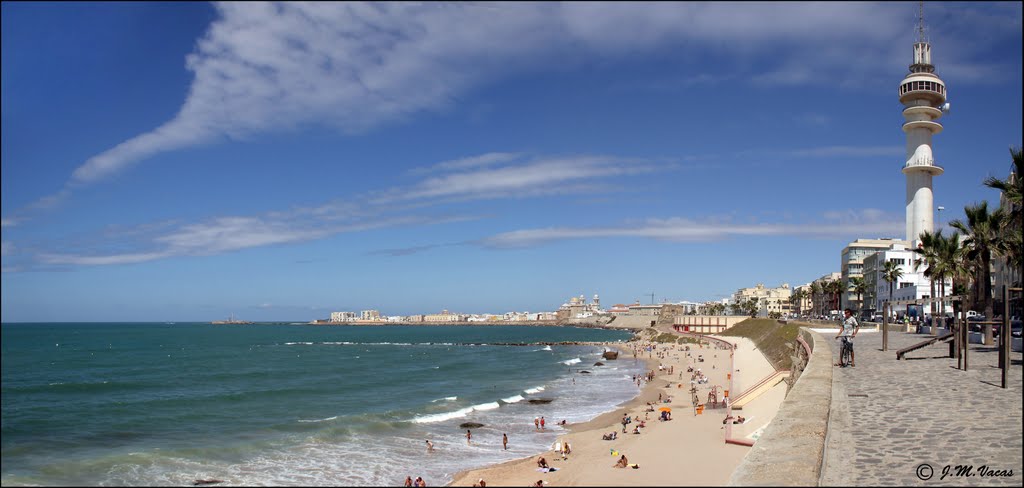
[2,2,1021,322]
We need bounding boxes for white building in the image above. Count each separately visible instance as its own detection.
[864,242,951,318]
[330,311,357,322]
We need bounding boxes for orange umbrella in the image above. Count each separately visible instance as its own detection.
[659,407,671,412]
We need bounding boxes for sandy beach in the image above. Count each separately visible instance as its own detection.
[448,331,784,486]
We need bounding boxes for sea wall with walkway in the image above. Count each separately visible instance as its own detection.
[729,327,832,486]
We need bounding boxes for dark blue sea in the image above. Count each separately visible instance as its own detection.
[1,323,643,486]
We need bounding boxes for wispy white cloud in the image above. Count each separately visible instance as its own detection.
[1,218,17,228]
[37,212,474,267]
[9,2,1016,226]
[377,154,663,204]
[477,209,904,248]
[409,152,522,175]
[1,241,12,256]
[21,150,666,268]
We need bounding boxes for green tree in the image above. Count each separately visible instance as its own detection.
[849,276,867,316]
[913,230,944,334]
[744,297,759,318]
[813,282,826,317]
[789,289,805,316]
[950,202,1005,345]
[882,259,904,320]
[936,233,968,323]
[826,279,843,314]
[983,146,1023,300]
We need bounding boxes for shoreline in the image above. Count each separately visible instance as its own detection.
[446,331,779,487]
[447,340,658,486]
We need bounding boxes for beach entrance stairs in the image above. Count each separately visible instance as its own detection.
[729,370,789,410]
[895,331,955,360]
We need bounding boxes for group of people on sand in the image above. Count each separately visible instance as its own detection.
[403,476,427,487]
[722,415,746,425]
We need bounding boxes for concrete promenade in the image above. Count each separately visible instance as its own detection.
[821,330,1022,486]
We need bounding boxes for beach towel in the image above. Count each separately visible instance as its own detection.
[536,467,558,473]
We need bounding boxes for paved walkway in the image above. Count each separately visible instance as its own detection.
[822,330,1022,486]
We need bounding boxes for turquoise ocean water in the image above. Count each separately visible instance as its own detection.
[1,323,643,486]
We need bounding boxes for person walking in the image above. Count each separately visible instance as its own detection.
[540,416,546,430]
[502,433,508,450]
[466,429,472,444]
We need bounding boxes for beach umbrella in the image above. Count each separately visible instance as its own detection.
[659,407,671,412]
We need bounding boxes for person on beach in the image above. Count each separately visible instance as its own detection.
[540,416,546,430]
[534,417,540,430]
[614,454,629,468]
[425,440,434,452]
[533,480,545,487]
[537,456,549,468]
[414,476,425,487]
[404,476,413,487]
[466,430,472,444]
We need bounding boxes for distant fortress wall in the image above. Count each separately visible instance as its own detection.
[310,320,562,326]
[673,315,748,334]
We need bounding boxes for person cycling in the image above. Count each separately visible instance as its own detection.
[835,308,858,367]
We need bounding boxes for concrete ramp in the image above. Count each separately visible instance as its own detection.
[730,370,789,410]
[895,332,954,360]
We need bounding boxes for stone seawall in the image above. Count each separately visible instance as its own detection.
[729,328,832,486]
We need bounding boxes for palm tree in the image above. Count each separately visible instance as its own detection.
[744,297,759,318]
[882,260,904,318]
[849,276,867,316]
[983,146,1023,313]
[789,289,805,316]
[882,259,904,351]
[810,282,823,317]
[913,230,944,335]
[950,202,1005,345]
[826,279,843,314]
[936,233,968,324]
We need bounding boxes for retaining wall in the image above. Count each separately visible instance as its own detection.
[729,328,831,486]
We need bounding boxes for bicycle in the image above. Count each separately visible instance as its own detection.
[836,336,853,368]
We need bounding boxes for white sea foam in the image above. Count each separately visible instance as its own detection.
[561,358,581,365]
[501,395,524,404]
[431,396,458,403]
[412,406,474,424]
[472,401,500,411]
[297,416,338,423]
[524,386,545,394]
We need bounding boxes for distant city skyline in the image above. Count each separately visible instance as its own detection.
[2,2,1021,322]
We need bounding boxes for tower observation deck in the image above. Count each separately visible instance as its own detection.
[900,2,947,245]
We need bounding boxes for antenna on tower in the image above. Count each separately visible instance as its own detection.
[647,292,656,305]
[916,0,927,43]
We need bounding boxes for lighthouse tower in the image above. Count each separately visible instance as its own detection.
[900,2,948,245]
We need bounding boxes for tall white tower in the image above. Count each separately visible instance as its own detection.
[900,2,948,245]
